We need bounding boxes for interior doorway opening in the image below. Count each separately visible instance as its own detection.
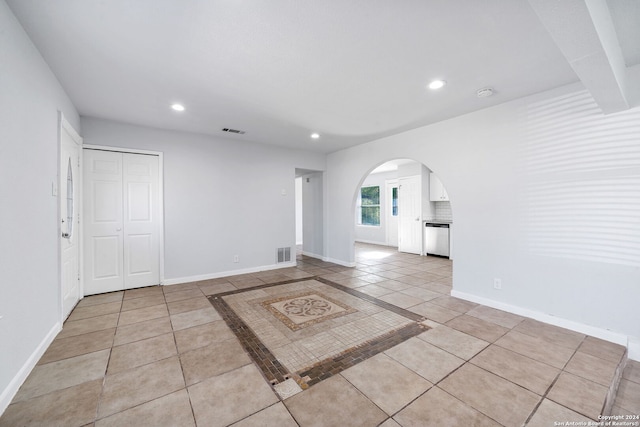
[295,168,324,261]
[353,159,453,259]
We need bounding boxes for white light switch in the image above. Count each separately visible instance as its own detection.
[52,182,58,196]
[281,189,287,196]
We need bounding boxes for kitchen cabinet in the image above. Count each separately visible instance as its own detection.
[429,173,449,201]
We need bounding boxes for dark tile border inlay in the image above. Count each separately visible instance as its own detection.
[207,276,428,393]
[299,322,426,387]
[209,295,290,384]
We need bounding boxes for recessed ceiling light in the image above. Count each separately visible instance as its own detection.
[171,103,185,111]
[310,133,320,139]
[428,80,446,90]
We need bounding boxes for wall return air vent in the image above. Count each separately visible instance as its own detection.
[277,247,291,264]
[222,128,246,135]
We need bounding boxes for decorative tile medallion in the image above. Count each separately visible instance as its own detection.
[261,292,357,331]
[208,277,428,395]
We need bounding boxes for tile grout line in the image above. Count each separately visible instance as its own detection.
[96,290,195,424]
[315,276,426,322]
[172,314,199,427]
[414,318,563,426]
[522,334,591,425]
[100,295,125,419]
[93,290,179,423]
[338,326,505,426]
[297,323,427,387]
[208,293,289,386]
[93,295,119,424]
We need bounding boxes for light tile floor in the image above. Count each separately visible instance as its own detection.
[1,243,638,426]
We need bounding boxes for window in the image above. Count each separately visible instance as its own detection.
[359,186,380,226]
[64,158,74,238]
[391,187,398,216]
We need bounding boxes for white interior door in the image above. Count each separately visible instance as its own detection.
[398,175,422,254]
[60,120,82,319]
[84,149,160,294]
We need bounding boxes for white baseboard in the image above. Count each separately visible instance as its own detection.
[451,290,637,360]
[162,261,297,286]
[1,321,61,415]
[322,256,356,268]
[301,251,356,268]
[302,251,325,260]
[354,239,389,246]
[355,239,400,248]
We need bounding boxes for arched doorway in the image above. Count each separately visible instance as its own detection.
[352,158,453,259]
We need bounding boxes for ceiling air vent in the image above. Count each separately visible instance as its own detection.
[222,128,246,135]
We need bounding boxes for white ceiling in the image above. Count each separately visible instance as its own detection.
[6,0,639,153]
[370,159,417,175]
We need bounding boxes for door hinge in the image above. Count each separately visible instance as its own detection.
[77,157,80,167]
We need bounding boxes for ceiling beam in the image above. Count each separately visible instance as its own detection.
[528,0,630,113]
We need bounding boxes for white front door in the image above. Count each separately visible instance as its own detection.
[398,175,422,254]
[60,120,82,319]
[84,149,160,294]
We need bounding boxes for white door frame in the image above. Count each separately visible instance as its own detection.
[385,179,399,247]
[58,113,83,321]
[83,144,165,286]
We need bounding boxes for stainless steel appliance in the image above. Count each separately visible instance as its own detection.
[424,222,450,257]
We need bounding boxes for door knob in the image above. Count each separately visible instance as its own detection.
[116,228,122,231]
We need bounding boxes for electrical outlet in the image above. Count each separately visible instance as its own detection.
[233,255,239,263]
[493,278,502,290]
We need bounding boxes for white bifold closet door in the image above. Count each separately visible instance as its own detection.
[83,149,160,295]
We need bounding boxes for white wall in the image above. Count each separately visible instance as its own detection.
[397,161,423,178]
[81,118,325,282]
[0,0,81,412]
[420,165,435,221]
[301,172,324,259]
[325,83,640,356]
